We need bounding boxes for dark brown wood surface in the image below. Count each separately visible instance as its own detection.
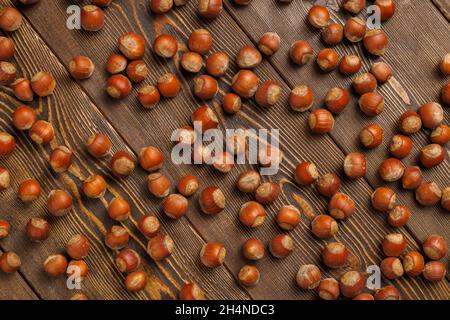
[0,0,448,300]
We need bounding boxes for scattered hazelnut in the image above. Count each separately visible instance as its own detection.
[238,265,260,287]
[290,40,313,65]
[419,144,445,168]
[318,278,340,300]
[139,146,164,172]
[403,251,424,277]
[105,225,129,250]
[47,190,73,216]
[18,178,41,202]
[199,186,225,214]
[50,146,73,173]
[269,234,294,258]
[242,238,265,261]
[378,158,405,182]
[382,233,406,257]
[200,242,225,268]
[402,166,423,190]
[138,215,160,239]
[29,120,54,145]
[108,197,131,221]
[258,32,280,56]
[311,214,338,239]
[359,124,383,149]
[296,264,321,290]
[188,29,213,54]
[343,152,366,179]
[387,205,411,228]
[44,254,68,277]
[415,182,442,206]
[276,205,301,231]
[328,192,355,220]
[339,271,365,298]
[339,55,361,75]
[422,234,447,260]
[423,261,446,282]
[82,174,107,198]
[66,234,90,260]
[110,151,135,177]
[26,218,50,242]
[324,87,349,114]
[0,251,21,273]
[206,51,229,77]
[255,181,280,205]
[380,257,404,280]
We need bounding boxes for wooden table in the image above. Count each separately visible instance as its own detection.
[0,0,449,300]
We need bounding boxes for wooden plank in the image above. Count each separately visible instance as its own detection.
[223,0,450,251]
[0,3,248,300]
[432,0,450,21]
[0,250,39,300]
[16,0,450,299]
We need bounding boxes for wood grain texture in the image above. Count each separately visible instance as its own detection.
[433,0,450,21]
[0,1,248,300]
[0,0,448,299]
[223,0,450,251]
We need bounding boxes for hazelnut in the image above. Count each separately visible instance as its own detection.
[179,283,205,300]
[316,173,341,197]
[387,205,411,228]
[47,190,73,216]
[339,271,365,298]
[290,40,313,65]
[418,102,443,129]
[324,87,349,114]
[126,60,147,82]
[0,252,21,273]
[370,62,392,83]
[307,5,330,28]
[239,201,266,228]
[289,85,314,112]
[80,5,104,31]
[309,109,335,134]
[415,182,442,206]
[149,0,173,13]
[390,134,413,159]
[380,257,404,280]
[31,71,56,96]
[441,187,450,211]
[258,32,280,55]
[0,37,15,61]
[255,181,280,205]
[68,56,95,79]
[44,254,68,277]
[66,234,90,260]
[139,146,164,172]
[382,233,406,257]
[358,92,385,116]
[138,85,160,109]
[0,167,10,190]
[192,105,219,132]
[311,214,338,239]
[193,74,218,100]
[342,0,366,14]
[199,186,225,215]
[0,132,16,156]
[339,55,361,75]
[26,218,50,242]
[236,170,261,193]
[422,234,447,260]
[269,234,294,259]
[318,278,340,300]
[138,215,160,239]
[276,205,301,231]
[50,146,73,173]
[200,242,226,268]
[188,29,213,54]
[344,17,366,42]
[294,161,319,185]
[363,29,388,56]
[198,0,223,19]
[328,192,355,220]
[322,242,349,268]
[106,53,127,74]
[110,151,135,177]
[402,166,423,190]
[242,238,265,261]
[206,51,229,77]
[18,178,41,202]
[316,48,339,72]
[322,23,343,46]
[0,219,10,239]
[232,70,259,98]
[67,260,89,280]
[106,75,132,99]
[108,197,131,221]
[147,234,174,261]
[236,45,262,69]
[11,78,34,102]
[177,175,199,197]
[439,53,450,76]
[378,158,405,182]
[158,73,181,98]
[181,52,203,73]
[118,32,145,60]
[423,261,446,282]
[86,132,111,158]
[375,0,395,20]
[353,293,374,300]
[163,194,188,219]
[125,271,147,292]
[374,285,401,300]
[296,264,321,290]
[398,111,422,134]
[238,265,260,287]
[212,152,234,173]
[419,144,445,168]
[359,124,383,149]
[402,251,424,277]
[255,80,282,108]
[82,174,107,198]
[153,34,178,58]
[105,225,129,250]
[343,152,366,179]
[371,187,396,212]
[29,120,54,145]
[352,73,377,95]
[0,7,23,32]
[116,249,141,273]
[430,124,450,145]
